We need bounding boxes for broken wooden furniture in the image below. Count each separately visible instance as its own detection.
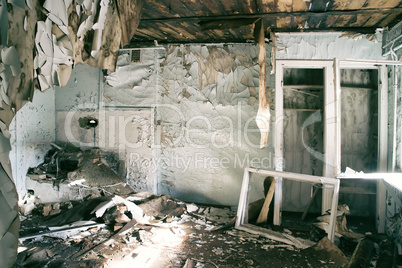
[236,167,340,244]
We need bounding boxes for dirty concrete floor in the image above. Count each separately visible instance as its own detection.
[14,200,359,268]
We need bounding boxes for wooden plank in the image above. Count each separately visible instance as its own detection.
[331,0,366,10]
[256,179,276,224]
[255,19,270,149]
[236,224,294,246]
[240,0,258,14]
[199,18,258,31]
[292,0,308,12]
[363,13,386,27]
[307,14,326,28]
[197,0,222,16]
[237,24,255,40]
[179,21,206,40]
[155,22,187,41]
[332,14,354,27]
[377,13,401,28]
[166,22,197,40]
[310,0,331,11]
[140,8,402,23]
[260,0,277,12]
[136,23,169,40]
[116,0,143,47]
[348,239,375,268]
[349,14,371,27]
[276,16,292,29]
[134,29,158,39]
[277,0,293,12]
[141,1,173,19]
[166,0,197,17]
[219,0,237,14]
[293,16,307,29]
[19,223,106,243]
[228,29,242,40]
[364,0,401,9]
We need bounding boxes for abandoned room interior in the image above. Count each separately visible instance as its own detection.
[1,0,402,267]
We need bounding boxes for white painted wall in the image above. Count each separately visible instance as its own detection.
[55,63,101,112]
[9,89,56,200]
[276,32,384,60]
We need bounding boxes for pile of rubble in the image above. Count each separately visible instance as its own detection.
[15,188,398,268]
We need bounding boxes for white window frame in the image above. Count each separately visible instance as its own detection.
[275,59,401,232]
[235,167,340,243]
[274,60,336,225]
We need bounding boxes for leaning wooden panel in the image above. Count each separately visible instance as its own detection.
[235,167,340,243]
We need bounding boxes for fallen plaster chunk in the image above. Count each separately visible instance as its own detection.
[92,195,147,224]
[1,46,21,76]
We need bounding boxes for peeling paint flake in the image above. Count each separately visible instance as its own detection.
[1,46,21,77]
[44,0,68,26]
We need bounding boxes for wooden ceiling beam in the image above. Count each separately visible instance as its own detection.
[139,8,402,23]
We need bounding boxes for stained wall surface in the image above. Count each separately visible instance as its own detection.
[9,89,56,200]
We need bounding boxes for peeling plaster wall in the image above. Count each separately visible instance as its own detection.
[56,63,155,193]
[276,32,384,60]
[154,44,274,206]
[9,89,56,200]
[102,49,162,107]
[99,44,275,206]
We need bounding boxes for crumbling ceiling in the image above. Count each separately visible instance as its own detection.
[129,0,402,46]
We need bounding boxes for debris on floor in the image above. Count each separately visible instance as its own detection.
[312,204,365,240]
[24,142,135,203]
[15,191,398,268]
